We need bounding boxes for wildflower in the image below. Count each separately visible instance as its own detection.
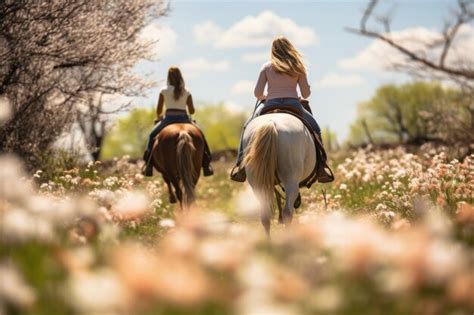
[0,263,36,309]
[159,218,176,229]
[1,208,54,243]
[456,202,474,225]
[112,244,211,306]
[198,238,250,272]
[447,273,474,308]
[111,191,150,221]
[309,285,342,312]
[66,269,130,313]
[0,156,34,204]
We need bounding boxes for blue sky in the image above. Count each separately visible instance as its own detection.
[133,0,462,141]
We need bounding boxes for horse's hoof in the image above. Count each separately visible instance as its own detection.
[294,193,301,209]
[278,214,283,224]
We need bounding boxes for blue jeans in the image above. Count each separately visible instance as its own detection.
[236,98,321,164]
[146,114,190,152]
[256,98,321,133]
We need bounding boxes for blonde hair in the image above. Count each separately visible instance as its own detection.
[271,37,306,77]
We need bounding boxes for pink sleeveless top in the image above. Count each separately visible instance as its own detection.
[254,61,311,101]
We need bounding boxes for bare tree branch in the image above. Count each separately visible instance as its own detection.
[0,0,168,167]
[347,0,474,83]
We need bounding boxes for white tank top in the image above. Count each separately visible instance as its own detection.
[160,85,190,111]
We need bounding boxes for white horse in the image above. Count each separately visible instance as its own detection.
[242,113,316,235]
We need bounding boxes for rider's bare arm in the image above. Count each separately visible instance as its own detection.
[156,93,164,120]
[298,73,311,99]
[186,94,195,115]
[254,66,267,100]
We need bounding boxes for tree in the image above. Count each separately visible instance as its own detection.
[101,107,155,160]
[347,1,474,147]
[0,0,167,168]
[348,81,470,145]
[347,0,474,89]
[322,126,339,152]
[101,103,248,160]
[76,93,111,161]
[192,103,247,151]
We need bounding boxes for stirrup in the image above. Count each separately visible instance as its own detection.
[230,165,246,182]
[317,164,334,183]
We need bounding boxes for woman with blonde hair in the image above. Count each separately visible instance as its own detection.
[143,67,213,177]
[231,36,332,183]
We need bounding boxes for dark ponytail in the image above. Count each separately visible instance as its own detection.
[167,67,185,100]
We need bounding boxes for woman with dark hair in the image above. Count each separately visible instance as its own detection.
[142,67,213,177]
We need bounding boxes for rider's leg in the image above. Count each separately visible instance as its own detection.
[192,121,214,176]
[231,103,264,182]
[301,109,334,183]
[142,117,174,176]
[201,138,214,176]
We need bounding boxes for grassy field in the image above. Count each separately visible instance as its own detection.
[0,146,473,315]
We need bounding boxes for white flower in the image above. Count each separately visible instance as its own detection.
[0,263,36,308]
[159,218,176,229]
[66,269,130,312]
[0,156,34,204]
[0,208,54,243]
[111,191,150,220]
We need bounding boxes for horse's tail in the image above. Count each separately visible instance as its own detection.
[243,121,277,213]
[177,131,196,207]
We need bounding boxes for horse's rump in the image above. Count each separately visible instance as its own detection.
[243,114,316,184]
[152,123,204,207]
[242,113,316,233]
[154,124,204,175]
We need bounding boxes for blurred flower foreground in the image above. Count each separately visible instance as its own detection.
[0,148,473,315]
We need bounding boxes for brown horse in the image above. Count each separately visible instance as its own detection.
[151,123,204,209]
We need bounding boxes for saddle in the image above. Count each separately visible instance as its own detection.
[260,103,328,189]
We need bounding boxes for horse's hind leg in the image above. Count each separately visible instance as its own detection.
[163,176,177,204]
[172,180,183,208]
[294,193,301,209]
[261,210,271,237]
[282,182,299,225]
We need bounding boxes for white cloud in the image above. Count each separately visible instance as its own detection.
[140,23,177,59]
[193,21,223,45]
[241,52,269,64]
[339,25,474,72]
[179,57,231,78]
[231,80,255,95]
[314,73,364,87]
[193,11,318,48]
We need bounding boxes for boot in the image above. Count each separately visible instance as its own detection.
[230,164,246,182]
[316,163,334,183]
[314,133,334,183]
[142,150,150,161]
[142,150,153,177]
[203,164,214,177]
[200,131,214,177]
[143,163,153,177]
